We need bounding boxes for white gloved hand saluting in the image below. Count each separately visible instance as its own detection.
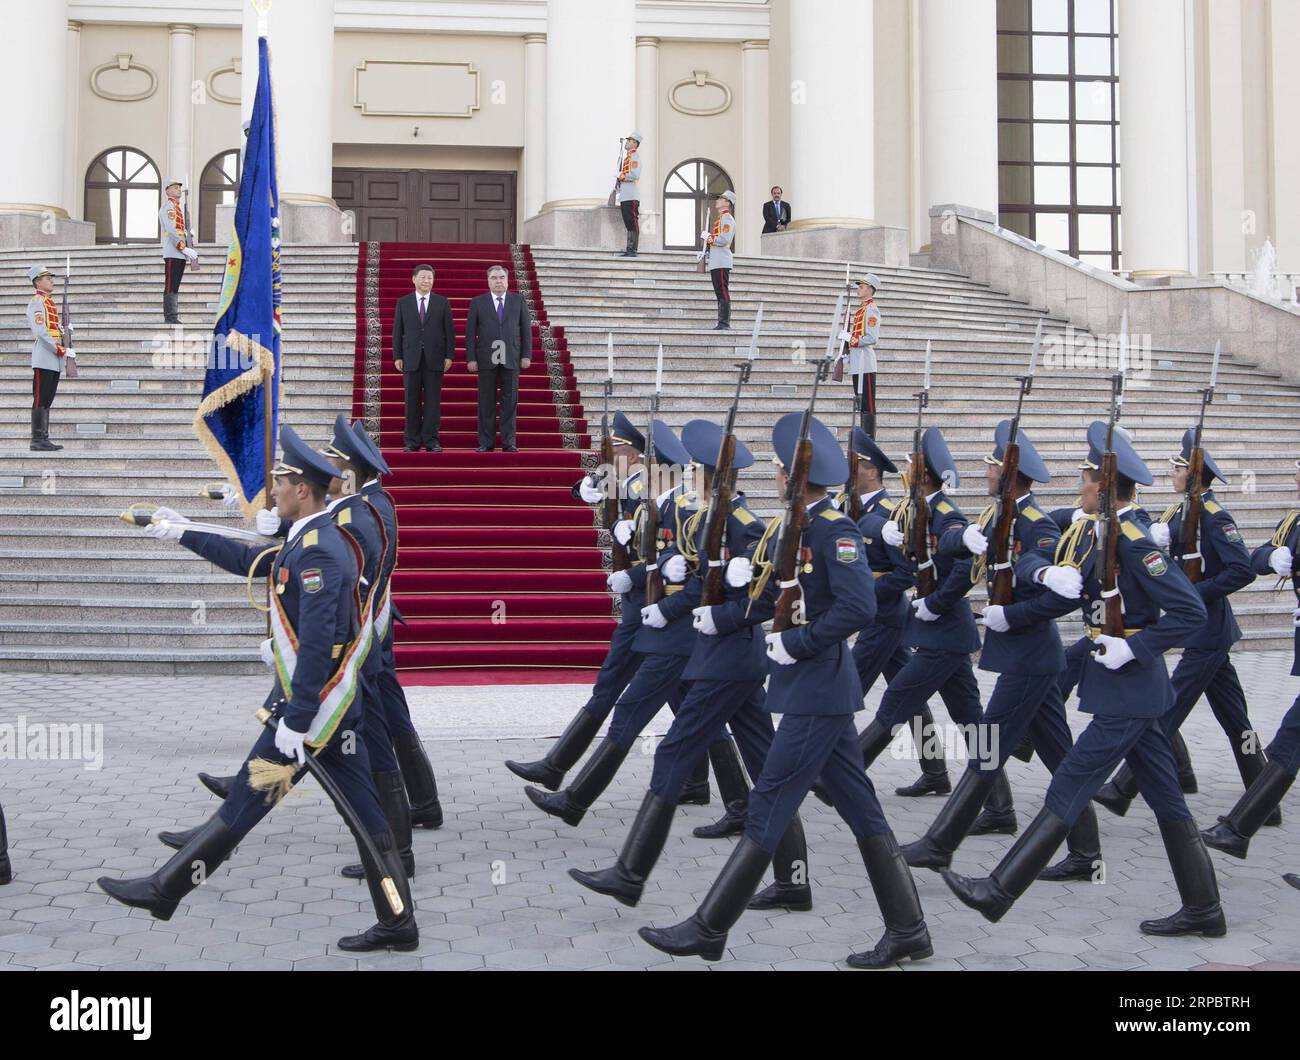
[662,554,688,583]
[765,631,797,665]
[607,570,633,594]
[256,507,282,536]
[962,525,989,555]
[1091,635,1135,671]
[1039,565,1083,600]
[911,596,940,622]
[1270,546,1293,577]
[981,604,1010,633]
[274,718,308,764]
[579,476,605,504]
[692,606,719,636]
[881,522,905,549]
[259,638,276,671]
[613,519,635,546]
[1149,523,1171,549]
[725,556,753,588]
[640,604,668,629]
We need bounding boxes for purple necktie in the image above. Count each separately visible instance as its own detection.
[419,296,426,323]
[496,297,504,323]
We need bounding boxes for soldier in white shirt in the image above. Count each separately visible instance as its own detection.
[705,190,737,330]
[159,178,199,323]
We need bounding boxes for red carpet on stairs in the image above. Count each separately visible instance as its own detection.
[351,242,615,676]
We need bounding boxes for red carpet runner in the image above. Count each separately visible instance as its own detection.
[351,242,615,676]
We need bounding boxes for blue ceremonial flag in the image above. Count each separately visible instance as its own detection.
[194,35,282,516]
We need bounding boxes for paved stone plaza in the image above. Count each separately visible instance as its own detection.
[0,655,1297,972]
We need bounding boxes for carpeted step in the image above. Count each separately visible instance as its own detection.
[399,616,617,642]
[396,546,603,570]
[390,570,607,593]
[397,527,598,548]
[390,504,596,528]
[393,592,614,618]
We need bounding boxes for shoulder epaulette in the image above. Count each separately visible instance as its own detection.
[936,500,954,515]
[1120,520,1146,542]
[337,507,352,526]
[1022,505,1045,521]
[1204,499,1223,515]
[879,498,896,511]
[733,507,755,525]
[819,508,847,522]
[302,529,319,549]
[1159,503,1179,524]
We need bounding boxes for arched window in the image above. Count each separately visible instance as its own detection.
[84,147,161,245]
[199,149,241,243]
[663,159,735,251]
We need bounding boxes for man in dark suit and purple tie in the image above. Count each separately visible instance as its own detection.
[392,263,454,452]
[464,265,532,453]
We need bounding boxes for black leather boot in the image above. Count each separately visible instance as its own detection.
[394,731,443,829]
[748,817,812,911]
[1093,763,1138,816]
[620,231,635,257]
[1140,818,1226,937]
[343,771,414,879]
[1171,730,1198,793]
[1039,805,1103,881]
[1202,760,1295,859]
[941,808,1070,923]
[847,832,933,968]
[525,738,629,826]
[506,708,603,792]
[158,823,203,849]
[98,815,240,921]
[679,753,712,806]
[30,409,57,452]
[693,739,749,838]
[198,771,236,799]
[163,292,181,324]
[970,770,1018,835]
[1010,736,1035,763]
[902,767,1000,871]
[1231,738,1282,827]
[337,830,419,952]
[629,230,639,257]
[897,708,952,796]
[568,791,676,906]
[0,804,11,885]
[1284,873,1300,891]
[638,836,771,961]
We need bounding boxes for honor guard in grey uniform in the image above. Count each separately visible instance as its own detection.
[160,177,198,323]
[26,265,72,452]
[616,133,642,257]
[839,274,882,435]
[638,414,931,968]
[706,191,736,330]
[943,422,1225,939]
[99,427,417,952]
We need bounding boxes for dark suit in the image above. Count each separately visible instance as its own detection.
[464,290,532,449]
[391,290,454,448]
[762,200,791,233]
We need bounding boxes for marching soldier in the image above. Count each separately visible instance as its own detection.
[902,422,1103,882]
[100,426,417,952]
[638,414,931,968]
[839,274,882,435]
[705,191,736,330]
[942,422,1225,939]
[616,133,642,257]
[160,177,199,323]
[1093,429,1274,820]
[26,265,72,452]
[1203,458,1300,880]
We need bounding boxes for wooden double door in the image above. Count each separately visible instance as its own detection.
[333,169,516,243]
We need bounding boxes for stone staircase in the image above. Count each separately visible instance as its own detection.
[0,243,357,672]
[531,247,1300,651]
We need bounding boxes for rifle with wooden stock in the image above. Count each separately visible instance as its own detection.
[1094,313,1129,639]
[1178,339,1221,584]
[642,344,667,605]
[987,319,1043,605]
[701,304,762,606]
[906,340,935,597]
[602,334,630,572]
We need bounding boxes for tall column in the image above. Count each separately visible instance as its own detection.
[787,0,873,230]
[918,0,997,217]
[523,33,547,219]
[167,25,196,191]
[63,19,82,219]
[635,36,659,249]
[740,40,770,257]
[0,0,92,245]
[1269,0,1300,273]
[1206,0,1247,274]
[1118,0,1191,279]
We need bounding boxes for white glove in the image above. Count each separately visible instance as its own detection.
[607,570,633,594]
[613,519,635,546]
[274,718,308,764]
[579,477,604,504]
[982,604,1010,633]
[1293,605,1300,628]
[640,604,668,629]
[912,596,940,622]
[725,556,753,588]
[662,554,688,583]
[838,330,853,343]
[692,606,719,636]
[1091,635,1135,671]
[1040,565,1084,600]
[218,483,241,507]
[765,630,797,665]
[151,506,181,523]
[1269,546,1293,577]
[962,525,989,555]
[881,522,905,548]
[184,247,199,264]
[1149,523,1171,548]
[258,638,276,670]
[144,520,184,542]
[1071,507,1088,524]
[255,507,282,536]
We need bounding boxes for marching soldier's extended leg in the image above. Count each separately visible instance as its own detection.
[376,653,443,829]
[0,800,11,885]
[341,680,414,880]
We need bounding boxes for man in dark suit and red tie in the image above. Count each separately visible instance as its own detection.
[392,263,454,452]
[464,265,532,452]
